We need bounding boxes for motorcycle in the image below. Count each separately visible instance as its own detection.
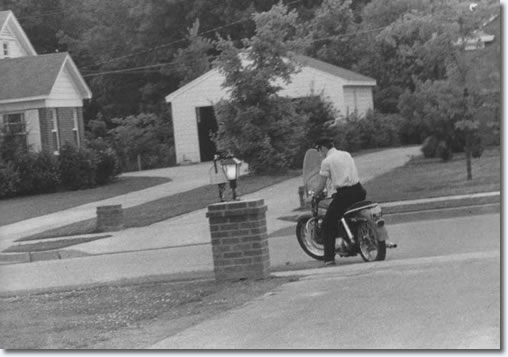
[296,148,397,262]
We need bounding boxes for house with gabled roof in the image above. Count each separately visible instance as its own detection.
[0,10,91,156]
[165,54,376,164]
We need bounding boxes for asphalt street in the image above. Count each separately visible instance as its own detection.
[151,212,500,349]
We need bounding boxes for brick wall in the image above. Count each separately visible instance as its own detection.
[96,205,124,232]
[58,107,77,147]
[77,107,85,146]
[38,107,84,154]
[206,199,270,281]
[38,108,54,153]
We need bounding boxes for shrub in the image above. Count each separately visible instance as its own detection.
[108,112,174,172]
[94,148,120,185]
[0,129,28,164]
[421,135,439,158]
[0,163,20,198]
[11,152,60,195]
[331,111,402,152]
[58,142,97,190]
[436,140,453,162]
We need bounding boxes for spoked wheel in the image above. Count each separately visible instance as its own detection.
[357,220,386,262]
[296,215,324,261]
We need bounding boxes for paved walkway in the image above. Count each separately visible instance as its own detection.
[0,162,250,250]
[1,146,421,254]
[0,146,445,294]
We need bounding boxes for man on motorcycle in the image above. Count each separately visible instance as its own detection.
[313,138,367,266]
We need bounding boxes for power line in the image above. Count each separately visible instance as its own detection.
[82,61,185,78]
[80,17,249,70]
[82,25,387,78]
[15,10,66,20]
[80,0,304,70]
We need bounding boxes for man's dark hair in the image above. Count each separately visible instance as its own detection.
[315,137,334,149]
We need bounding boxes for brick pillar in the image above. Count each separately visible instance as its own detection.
[96,205,124,232]
[206,199,270,281]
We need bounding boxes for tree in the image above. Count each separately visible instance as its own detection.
[436,0,498,179]
[164,19,214,87]
[213,2,308,173]
[0,0,65,54]
[108,112,174,171]
[304,0,358,69]
[398,79,464,156]
[355,10,453,113]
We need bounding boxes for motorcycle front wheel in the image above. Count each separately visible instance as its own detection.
[357,220,386,262]
[296,215,324,261]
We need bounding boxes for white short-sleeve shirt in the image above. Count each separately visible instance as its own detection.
[319,148,360,191]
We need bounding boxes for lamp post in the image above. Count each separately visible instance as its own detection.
[210,155,228,202]
[221,156,242,200]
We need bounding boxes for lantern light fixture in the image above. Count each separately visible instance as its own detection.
[221,156,242,200]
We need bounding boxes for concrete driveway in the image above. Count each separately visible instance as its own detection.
[0,161,250,249]
[55,146,422,255]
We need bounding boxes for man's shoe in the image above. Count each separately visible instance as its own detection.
[324,260,336,266]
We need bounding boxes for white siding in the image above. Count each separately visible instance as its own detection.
[25,109,41,151]
[47,65,84,107]
[168,66,375,163]
[278,66,346,116]
[170,70,228,163]
[0,99,46,113]
[0,25,27,58]
[343,86,374,117]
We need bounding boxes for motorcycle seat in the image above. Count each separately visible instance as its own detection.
[344,200,378,216]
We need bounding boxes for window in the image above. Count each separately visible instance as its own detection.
[2,42,8,57]
[2,113,26,135]
[72,109,80,147]
[49,109,60,154]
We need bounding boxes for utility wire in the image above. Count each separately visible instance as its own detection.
[80,17,249,70]
[82,25,387,78]
[80,0,304,70]
[83,61,185,77]
[15,10,66,20]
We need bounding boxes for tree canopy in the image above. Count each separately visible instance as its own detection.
[1,0,499,121]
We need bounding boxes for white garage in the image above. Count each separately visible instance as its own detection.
[165,55,376,164]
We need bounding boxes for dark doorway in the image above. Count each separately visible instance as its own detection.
[196,106,218,162]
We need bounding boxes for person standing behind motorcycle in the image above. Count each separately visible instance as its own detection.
[313,138,367,266]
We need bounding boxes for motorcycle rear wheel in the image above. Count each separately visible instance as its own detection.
[357,220,386,262]
[296,215,324,261]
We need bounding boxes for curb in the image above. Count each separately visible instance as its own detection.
[0,249,90,265]
[0,193,500,266]
[381,192,500,214]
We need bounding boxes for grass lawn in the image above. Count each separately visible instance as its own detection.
[12,147,502,244]
[364,147,501,203]
[0,176,170,226]
[18,171,300,242]
[4,235,112,253]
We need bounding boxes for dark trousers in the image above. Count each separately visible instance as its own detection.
[322,183,366,262]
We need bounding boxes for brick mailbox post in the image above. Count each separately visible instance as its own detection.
[96,204,124,232]
[206,199,270,281]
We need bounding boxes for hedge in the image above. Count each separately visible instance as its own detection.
[0,142,120,199]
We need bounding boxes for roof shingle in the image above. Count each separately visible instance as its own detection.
[0,52,68,101]
[295,55,375,83]
[0,11,10,29]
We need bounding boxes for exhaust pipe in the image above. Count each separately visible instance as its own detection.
[386,241,397,249]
